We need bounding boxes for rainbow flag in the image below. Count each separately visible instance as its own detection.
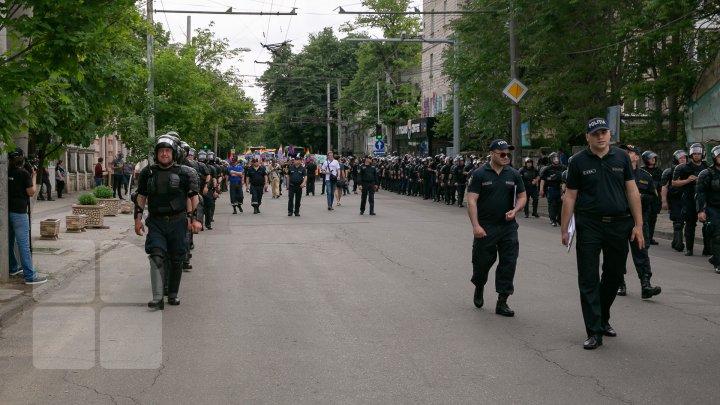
[304,148,311,162]
[228,150,234,162]
[244,148,252,158]
[277,145,284,159]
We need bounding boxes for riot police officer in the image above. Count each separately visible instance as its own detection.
[672,143,709,256]
[695,145,720,273]
[617,145,662,299]
[519,158,540,218]
[662,150,687,251]
[641,150,663,245]
[539,153,566,226]
[135,134,201,309]
[359,155,379,215]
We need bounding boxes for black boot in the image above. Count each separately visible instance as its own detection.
[473,286,484,308]
[671,223,685,252]
[253,205,259,214]
[685,233,695,256]
[238,203,243,213]
[532,200,539,217]
[617,280,627,296]
[495,294,514,317]
[167,260,183,305]
[233,205,237,214]
[641,275,661,299]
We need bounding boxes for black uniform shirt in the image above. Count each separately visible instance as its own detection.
[467,163,525,225]
[246,166,267,186]
[695,166,720,211]
[305,162,317,179]
[566,146,634,217]
[287,165,306,186]
[662,165,682,200]
[634,168,656,212]
[519,167,539,186]
[359,164,378,184]
[539,164,565,187]
[673,161,708,201]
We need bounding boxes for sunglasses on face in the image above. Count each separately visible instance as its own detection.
[494,152,511,158]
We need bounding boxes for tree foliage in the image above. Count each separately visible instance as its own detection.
[447,0,720,149]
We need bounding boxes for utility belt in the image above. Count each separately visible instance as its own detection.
[578,212,631,223]
[149,212,183,221]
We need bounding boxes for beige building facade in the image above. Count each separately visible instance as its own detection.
[421,0,463,118]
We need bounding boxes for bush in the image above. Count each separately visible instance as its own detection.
[78,193,97,205]
[93,185,113,199]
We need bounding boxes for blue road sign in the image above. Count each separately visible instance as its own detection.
[374,140,385,150]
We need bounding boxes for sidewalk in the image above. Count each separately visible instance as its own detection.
[0,191,134,327]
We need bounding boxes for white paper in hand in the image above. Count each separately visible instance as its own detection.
[567,215,576,252]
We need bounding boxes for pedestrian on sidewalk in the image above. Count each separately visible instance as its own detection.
[94,158,104,187]
[111,153,125,199]
[286,153,307,216]
[123,160,134,195]
[466,139,526,318]
[55,160,66,199]
[561,118,644,350]
[38,165,53,201]
[7,148,47,284]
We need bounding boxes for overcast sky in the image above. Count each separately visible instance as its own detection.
[154,0,423,112]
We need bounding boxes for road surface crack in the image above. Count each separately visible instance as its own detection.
[511,335,635,405]
[62,370,140,405]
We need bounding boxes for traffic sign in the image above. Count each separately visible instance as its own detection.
[373,150,385,157]
[502,79,528,103]
[374,140,385,150]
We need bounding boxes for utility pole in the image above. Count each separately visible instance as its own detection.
[214,125,218,156]
[509,1,522,168]
[327,83,332,152]
[337,79,342,155]
[376,81,380,125]
[452,40,460,156]
[147,0,155,142]
[187,16,191,45]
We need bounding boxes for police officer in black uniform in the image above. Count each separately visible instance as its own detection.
[286,153,307,216]
[696,145,720,273]
[245,157,268,214]
[641,150,662,245]
[519,157,540,218]
[617,145,662,299]
[561,118,644,350]
[539,153,566,226]
[467,139,526,317]
[662,150,687,251]
[672,143,709,256]
[358,155,378,215]
[134,134,201,309]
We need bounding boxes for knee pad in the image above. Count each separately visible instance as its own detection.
[148,248,165,268]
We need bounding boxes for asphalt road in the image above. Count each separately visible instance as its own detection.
[1,188,719,404]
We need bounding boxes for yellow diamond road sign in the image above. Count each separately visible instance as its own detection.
[503,79,528,103]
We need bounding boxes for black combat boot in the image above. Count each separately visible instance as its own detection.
[238,203,243,213]
[641,275,661,299]
[167,260,183,306]
[617,280,627,296]
[233,205,237,214]
[495,294,515,317]
[473,286,484,308]
[671,223,685,252]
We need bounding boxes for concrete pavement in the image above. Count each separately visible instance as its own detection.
[0,184,719,404]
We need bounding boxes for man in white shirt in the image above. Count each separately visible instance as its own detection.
[321,151,341,210]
